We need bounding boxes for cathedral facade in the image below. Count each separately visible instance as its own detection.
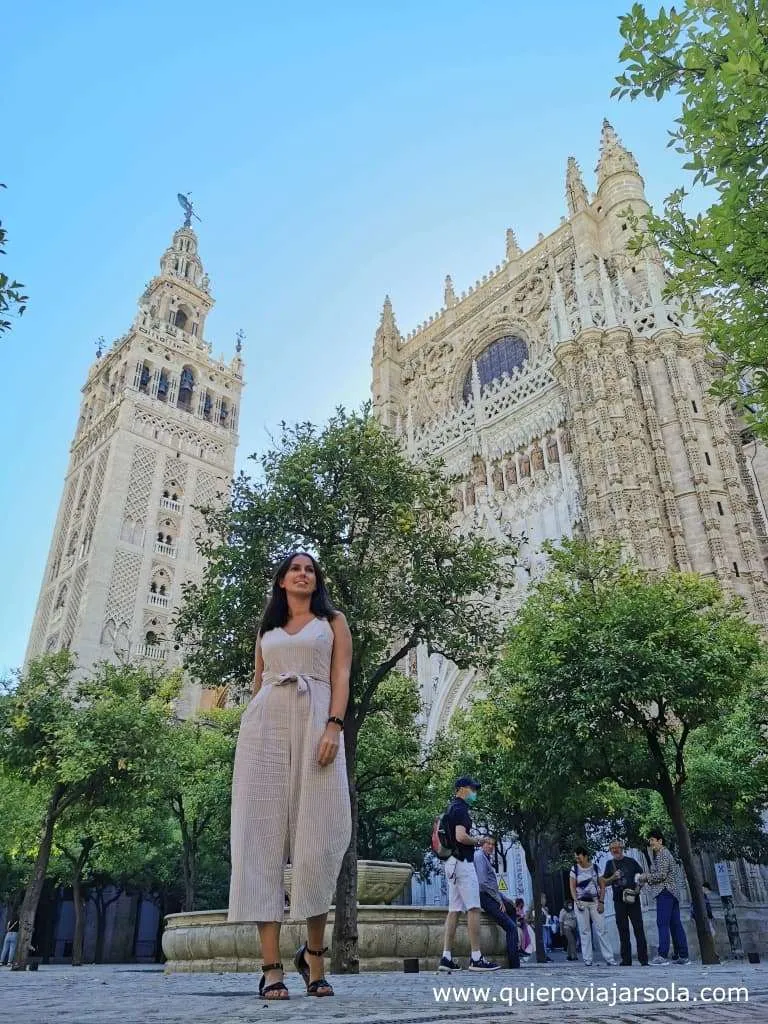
[371,122,768,742]
[24,217,243,715]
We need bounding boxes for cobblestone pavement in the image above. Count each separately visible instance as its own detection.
[1,959,766,1024]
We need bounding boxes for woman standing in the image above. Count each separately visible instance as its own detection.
[228,552,352,1000]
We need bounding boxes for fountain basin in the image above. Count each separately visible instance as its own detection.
[162,905,507,973]
[285,859,412,905]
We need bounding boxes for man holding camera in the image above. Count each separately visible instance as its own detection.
[602,839,648,966]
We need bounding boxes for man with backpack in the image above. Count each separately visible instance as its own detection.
[434,777,501,973]
[569,846,617,966]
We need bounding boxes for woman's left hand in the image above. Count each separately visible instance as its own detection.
[317,724,342,766]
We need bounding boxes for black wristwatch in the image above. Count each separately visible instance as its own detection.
[327,716,344,730]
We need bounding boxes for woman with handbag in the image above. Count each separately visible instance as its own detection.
[601,839,648,966]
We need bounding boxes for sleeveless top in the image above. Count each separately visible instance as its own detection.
[259,616,333,684]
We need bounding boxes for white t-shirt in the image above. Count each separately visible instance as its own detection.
[570,862,599,900]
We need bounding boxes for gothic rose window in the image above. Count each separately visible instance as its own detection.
[462,335,529,402]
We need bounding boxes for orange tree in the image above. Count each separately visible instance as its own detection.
[176,405,517,971]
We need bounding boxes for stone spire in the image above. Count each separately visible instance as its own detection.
[596,119,640,186]
[444,274,457,308]
[566,156,590,215]
[506,228,522,261]
[374,295,402,353]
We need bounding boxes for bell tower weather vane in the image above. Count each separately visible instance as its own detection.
[177,192,201,228]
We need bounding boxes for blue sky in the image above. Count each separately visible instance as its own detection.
[1,0,686,671]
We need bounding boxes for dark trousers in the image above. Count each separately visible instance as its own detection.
[614,893,648,964]
[656,891,688,959]
[480,892,520,968]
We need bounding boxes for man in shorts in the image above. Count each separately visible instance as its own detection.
[438,777,500,973]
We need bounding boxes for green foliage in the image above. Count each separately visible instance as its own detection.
[156,710,238,911]
[0,654,177,809]
[0,654,179,962]
[0,184,28,336]
[501,539,765,799]
[177,406,514,716]
[613,1,768,434]
[356,673,437,868]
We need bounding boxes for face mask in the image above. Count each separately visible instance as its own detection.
[465,791,478,805]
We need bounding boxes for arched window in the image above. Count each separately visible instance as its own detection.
[139,363,151,394]
[219,399,229,426]
[177,367,194,412]
[145,630,158,646]
[175,309,188,331]
[157,370,169,402]
[462,335,529,402]
[203,391,213,422]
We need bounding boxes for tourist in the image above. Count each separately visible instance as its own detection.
[637,829,689,966]
[540,894,555,959]
[691,881,716,938]
[228,552,352,1000]
[601,839,648,966]
[1,918,18,966]
[514,897,533,957]
[473,839,520,968]
[559,899,578,960]
[569,846,617,966]
[438,777,501,973]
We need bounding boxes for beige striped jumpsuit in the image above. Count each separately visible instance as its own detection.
[228,617,352,922]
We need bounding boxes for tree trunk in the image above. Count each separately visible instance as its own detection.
[176,800,196,913]
[15,784,65,968]
[71,875,85,966]
[660,779,719,965]
[95,901,106,965]
[331,721,359,974]
[520,831,546,963]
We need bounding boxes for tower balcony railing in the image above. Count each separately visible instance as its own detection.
[160,497,183,513]
[134,643,168,661]
[154,541,177,558]
[147,593,170,608]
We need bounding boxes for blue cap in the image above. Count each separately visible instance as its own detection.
[455,776,481,791]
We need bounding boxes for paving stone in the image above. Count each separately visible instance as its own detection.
[1,959,766,1024]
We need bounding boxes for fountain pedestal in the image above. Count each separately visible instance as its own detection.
[162,905,507,973]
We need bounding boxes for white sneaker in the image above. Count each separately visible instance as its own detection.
[606,960,618,966]
[649,955,671,966]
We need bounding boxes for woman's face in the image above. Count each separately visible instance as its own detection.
[280,555,317,596]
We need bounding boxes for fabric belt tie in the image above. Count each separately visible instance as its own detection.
[261,672,329,695]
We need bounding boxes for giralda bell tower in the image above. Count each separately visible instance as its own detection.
[25,201,243,711]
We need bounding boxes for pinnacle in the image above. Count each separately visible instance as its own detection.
[375,294,400,345]
[566,157,589,214]
[506,228,521,260]
[596,118,639,184]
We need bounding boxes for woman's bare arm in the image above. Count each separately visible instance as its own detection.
[328,612,352,721]
[251,641,264,697]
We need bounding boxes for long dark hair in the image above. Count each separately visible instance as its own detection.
[259,551,337,635]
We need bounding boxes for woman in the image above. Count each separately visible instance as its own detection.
[514,898,533,957]
[228,552,352,1000]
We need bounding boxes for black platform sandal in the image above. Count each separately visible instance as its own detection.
[294,944,334,997]
[259,961,289,1000]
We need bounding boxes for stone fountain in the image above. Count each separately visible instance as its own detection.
[162,860,506,972]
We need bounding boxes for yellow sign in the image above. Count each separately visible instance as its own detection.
[497,876,508,892]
